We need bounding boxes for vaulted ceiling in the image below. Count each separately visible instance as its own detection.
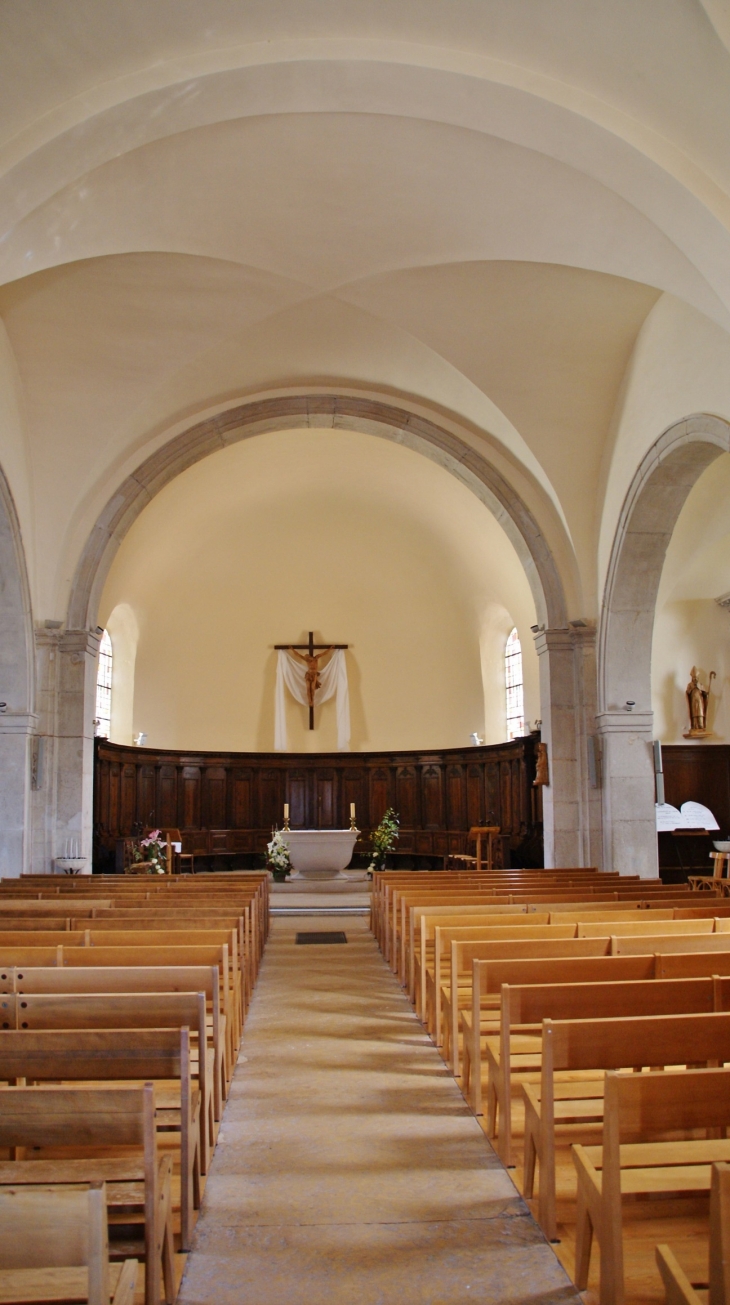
[1,1,729,620]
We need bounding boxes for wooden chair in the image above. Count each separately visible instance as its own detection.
[656,1161,730,1305]
[0,1084,172,1305]
[0,1181,137,1305]
[0,1028,200,1251]
[573,1067,730,1305]
[524,1011,730,1242]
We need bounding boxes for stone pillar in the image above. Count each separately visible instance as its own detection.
[596,709,658,878]
[30,628,100,874]
[0,713,36,876]
[535,626,602,869]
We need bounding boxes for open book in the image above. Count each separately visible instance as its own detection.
[656,801,720,833]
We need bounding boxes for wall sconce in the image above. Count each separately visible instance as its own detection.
[133,732,147,746]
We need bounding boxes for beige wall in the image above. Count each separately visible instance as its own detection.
[652,452,730,742]
[98,427,538,752]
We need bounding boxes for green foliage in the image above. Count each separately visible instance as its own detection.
[369,808,400,871]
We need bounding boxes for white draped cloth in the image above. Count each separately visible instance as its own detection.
[275,648,350,752]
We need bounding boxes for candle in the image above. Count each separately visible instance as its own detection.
[350,803,356,818]
[284,804,289,819]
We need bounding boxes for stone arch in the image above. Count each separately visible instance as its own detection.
[600,413,730,713]
[67,395,569,634]
[597,413,730,877]
[61,392,594,868]
[0,463,35,875]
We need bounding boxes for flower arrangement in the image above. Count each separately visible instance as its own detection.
[369,808,400,872]
[133,828,167,874]
[267,829,292,880]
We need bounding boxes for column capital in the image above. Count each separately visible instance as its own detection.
[596,709,654,737]
[0,711,38,734]
[35,627,101,659]
[533,625,597,656]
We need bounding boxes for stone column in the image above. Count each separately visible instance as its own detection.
[534,625,602,869]
[30,627,100,874]
[596,709,658,878]
[0,712,36,876]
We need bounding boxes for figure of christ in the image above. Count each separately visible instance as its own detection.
[289,646,335,708]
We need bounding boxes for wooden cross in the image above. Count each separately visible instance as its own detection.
[274,631,348,730]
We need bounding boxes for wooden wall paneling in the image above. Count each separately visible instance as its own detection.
[287,769,308,829]
[203,766,227,829]
[107,763,120,835]
[369,767,390,827]
[663,745,730,834]
[94,736,543,867]
[315,769,337,828]
[258,768,282,832]
[485,762,500,826]
[231,769,252,829]
[95,759,110,832]
[157,765,177,829]
[181,766,201,830]
[137,766,156,828]
[395,766,418,830]
[342,767,366,829]
[120,764,137,831]
[466,764,484,827]
[446,764,466,830]
[421,764,443,829]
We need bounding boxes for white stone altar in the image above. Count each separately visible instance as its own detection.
[280,828,358,880]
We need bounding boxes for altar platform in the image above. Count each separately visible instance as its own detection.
[269,872,370,915]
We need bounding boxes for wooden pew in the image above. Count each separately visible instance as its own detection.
[572,1067,730,1305]
[0,944,236,1076]
[523,1011,730,1241]
[0,1084,172,1305]
[485,976,722,1167]
[11,991,214,1175]
[5,966,225,1121]
[655,1161,730,1305]
[441,937,613,1079]
[0,1180,138,1305]
[461,954,658,1115]
[0,1028,200,1251]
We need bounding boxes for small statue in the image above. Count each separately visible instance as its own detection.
[684,667,716,737]
[289,645,334,708]
[533,741,550,787]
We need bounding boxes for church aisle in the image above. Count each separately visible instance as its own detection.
[179,916,581,1305]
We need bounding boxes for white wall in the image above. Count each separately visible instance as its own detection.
[98,427,538,752]
[652,451,730,742]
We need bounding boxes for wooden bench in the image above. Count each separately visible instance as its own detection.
[524,1011,730,1241]
[461,954,658,1115]
[485,976,722,1167]
[572,1067,730,1305]
[0,1084,172,1305]
[4,965,225,1121]
[655,1161,730,1305]
[0,1028,200,1251]
[10,990,215,1176]
[0,1180,138,1305]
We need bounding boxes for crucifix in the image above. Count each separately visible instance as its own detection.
[274,632,348,729]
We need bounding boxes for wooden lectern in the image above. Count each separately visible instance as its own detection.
[469,826,500,872]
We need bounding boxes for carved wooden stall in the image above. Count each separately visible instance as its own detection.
[660,744,730,880]
[93,737,543,872]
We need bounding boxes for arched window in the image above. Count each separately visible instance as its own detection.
[504,627,525,740]
[95,629,113,738]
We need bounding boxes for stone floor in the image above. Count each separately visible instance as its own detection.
[179,915,582,1305]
